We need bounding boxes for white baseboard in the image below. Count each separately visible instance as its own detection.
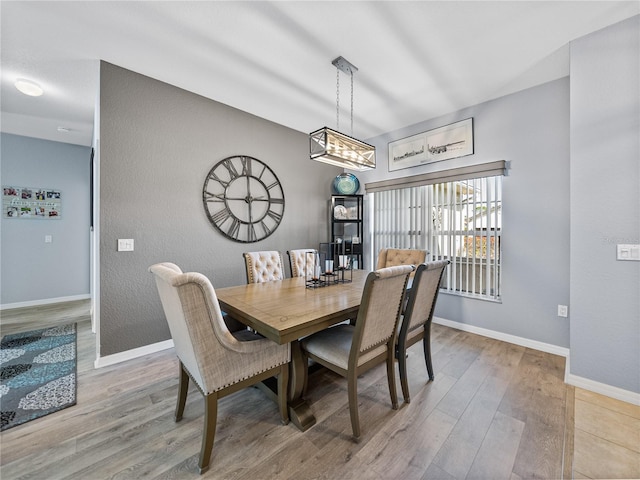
[566,372,640,406]
[94,339,174,369]
[0,294,91,311]
[434,316,640,406]
[433,316,570,358]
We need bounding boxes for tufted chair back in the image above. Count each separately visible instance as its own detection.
[376,248,428,270]
[287,249,317,277]
[243,251,285,283]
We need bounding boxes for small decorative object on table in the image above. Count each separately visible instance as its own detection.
[335,252,353,284]
[305,251,325,288]
[319,242,352,284]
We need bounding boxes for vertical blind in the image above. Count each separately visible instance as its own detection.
[369,164,505,301]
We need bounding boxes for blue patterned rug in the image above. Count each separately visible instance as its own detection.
[0,323,77,431]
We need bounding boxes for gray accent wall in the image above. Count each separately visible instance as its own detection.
[358,78,571,349]
[569,16,639,393]
[99,62,340,356]
[1,133,91,305]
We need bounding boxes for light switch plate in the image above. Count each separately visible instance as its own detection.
[617,244,640,261]
[117,239,134,252]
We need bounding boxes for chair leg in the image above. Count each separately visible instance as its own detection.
[198,392,218,474]
[278,363,290,425]
[397,341,411,403]
[386,350,399,410]
[423,325,434,381]
[175,362,190,422]
[347,372,361,439]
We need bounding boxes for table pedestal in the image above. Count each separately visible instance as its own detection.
[288,340,316,431]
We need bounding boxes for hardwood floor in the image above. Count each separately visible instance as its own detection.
[1,301,638,479]
[572,388,640,479]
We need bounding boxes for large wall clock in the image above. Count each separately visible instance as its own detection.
[203,155,285,243]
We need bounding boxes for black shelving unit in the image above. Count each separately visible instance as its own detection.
[330,194,363,270]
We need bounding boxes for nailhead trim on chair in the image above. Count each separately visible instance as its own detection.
[216,361,289,391]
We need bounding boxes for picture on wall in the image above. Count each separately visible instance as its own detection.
[388,118,474,171]
[3,186,62,219]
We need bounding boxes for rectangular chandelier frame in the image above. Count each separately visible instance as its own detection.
[309,127,376,171]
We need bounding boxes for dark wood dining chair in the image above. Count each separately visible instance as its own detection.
[300,264,415,439]
[149,262,290,474]
[396,260,449,403]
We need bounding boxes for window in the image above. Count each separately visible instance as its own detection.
[368,162,505,302]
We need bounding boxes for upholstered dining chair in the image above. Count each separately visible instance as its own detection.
[300,264,415,439]
[396,260,449,403]
[243,250,285,283]
[376,248,428,270]
[287,249,317,277]
[148,262,290,474]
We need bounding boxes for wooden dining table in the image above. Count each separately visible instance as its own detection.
[215,269,370,431]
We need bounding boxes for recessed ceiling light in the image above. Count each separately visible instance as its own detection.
[57,126,71,133]
[15,79,44,97]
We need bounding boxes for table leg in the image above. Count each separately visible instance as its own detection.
[287,340,316,431]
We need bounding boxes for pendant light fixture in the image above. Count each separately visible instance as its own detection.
[309,56,376,171]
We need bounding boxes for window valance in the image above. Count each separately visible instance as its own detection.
[365,160,509,193]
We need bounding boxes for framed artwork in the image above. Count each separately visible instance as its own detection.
[3,186,62,219]
[388,118,474,171]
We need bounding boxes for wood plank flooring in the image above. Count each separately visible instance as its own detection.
[572,388,640,479]
[1,301,637,479]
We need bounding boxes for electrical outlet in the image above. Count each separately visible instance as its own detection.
[45,235,52,243]
[557,305,568,318]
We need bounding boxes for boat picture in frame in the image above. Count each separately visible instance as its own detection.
[388,118,474,171]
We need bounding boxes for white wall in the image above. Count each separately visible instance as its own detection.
[0,133,91,307]
[569,15,639,394]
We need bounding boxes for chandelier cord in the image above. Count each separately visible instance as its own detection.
[350,71,354,136]
[335,64,355,136]
[336,67,340,132]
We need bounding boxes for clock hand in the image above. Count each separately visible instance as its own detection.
[246,176,253,237]
[223,196,264,202]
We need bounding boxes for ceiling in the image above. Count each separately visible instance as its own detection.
[2,1,638,147]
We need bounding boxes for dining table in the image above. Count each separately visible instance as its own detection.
[215,269,370,431]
